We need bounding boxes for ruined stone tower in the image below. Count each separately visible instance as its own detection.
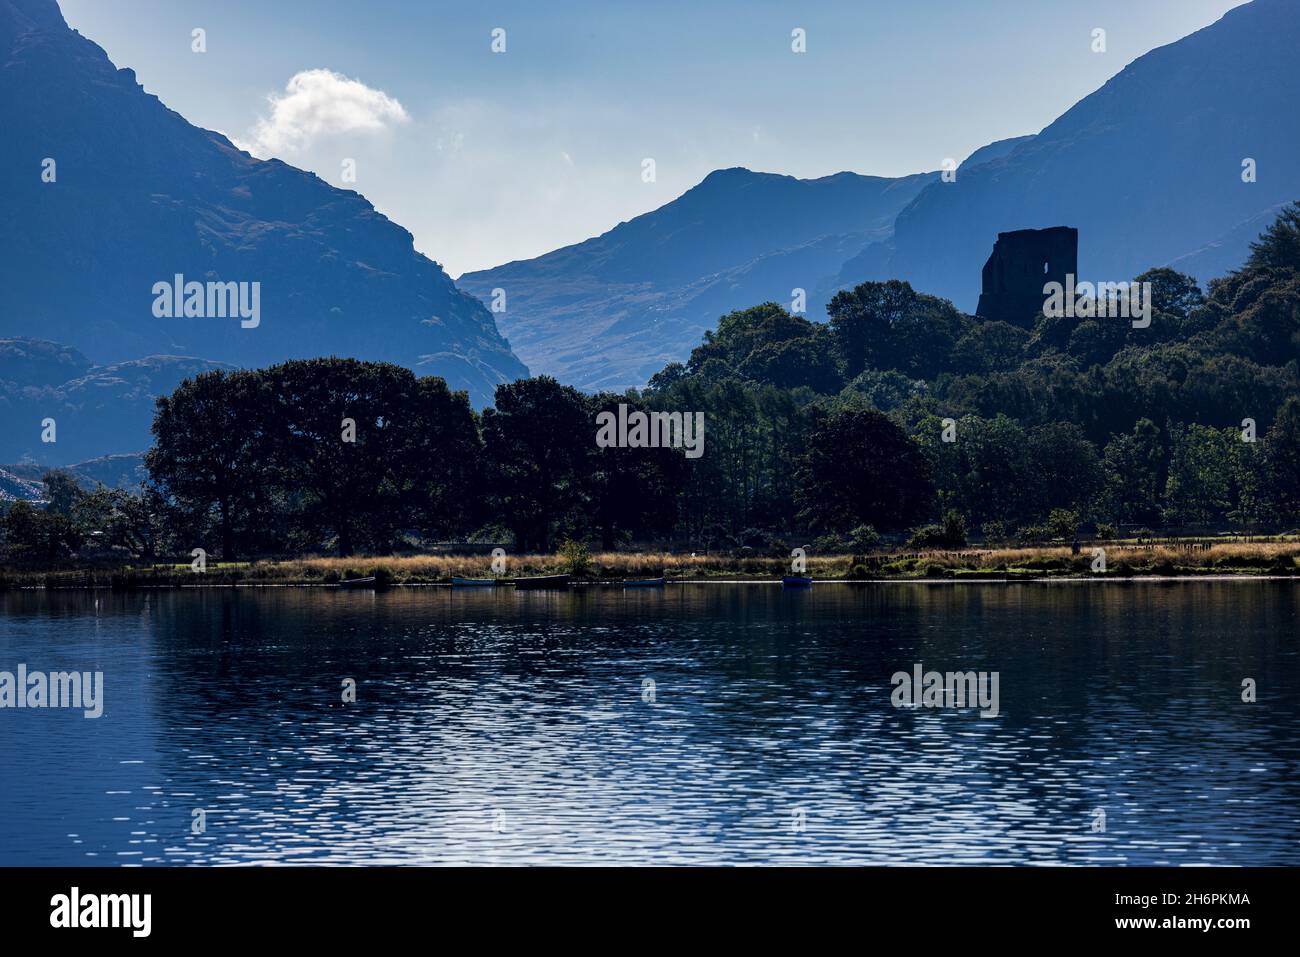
[975,227,1078,327]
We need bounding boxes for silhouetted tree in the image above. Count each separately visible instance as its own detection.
[795,406,934,532]
[1100,419,1166,526]
[827,280,969,379]
[586,392,689,549]
[1262,396,1300,525]
[146,369,274,560]
[262,359,480,555]
[482,376,590,551]
[1246,201,1300,271]
[0,500,80,563]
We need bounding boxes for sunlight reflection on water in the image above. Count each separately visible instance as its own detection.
[1,581,1297,865]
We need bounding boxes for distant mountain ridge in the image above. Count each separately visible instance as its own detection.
[0,0,526,422]
[459,167,939,390]
[463,0,1299,390]
[0,338,230,464]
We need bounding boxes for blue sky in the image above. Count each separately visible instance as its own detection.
[60,0,1245,276]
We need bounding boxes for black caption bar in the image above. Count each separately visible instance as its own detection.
[0,866,1283,944]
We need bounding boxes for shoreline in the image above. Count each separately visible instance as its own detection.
[5,573,1299,591]
[4,542,1297,591]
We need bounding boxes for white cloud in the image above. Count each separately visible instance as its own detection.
[243,69,409,157]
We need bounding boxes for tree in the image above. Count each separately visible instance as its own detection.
[146,369,275,560]
[69,485,165,559]
[795,406,934,533]
[1025,422,1104,521]
[1162,424,1237,526]
[737,336,842,393]
[1100,419,1166,525]
[482,377,591,551]
[951,321,1029,376]
[909,509,967,548]
[264,359,479,555]
[647,372,815,544]
[827,280,969,379]
[41,470,84,516]
[106,487,165,560]
[840,369,927,412]
[1135,267,1205,335]
[1246,201,1300,272]
[1046,508,1080,540]
[1262,396,1300,525]
[1223,271,1300,367]
[914,413,1031,528]
[586,392,688,550]
[672,303,844,393]
[0,500,80,563]
[405,376,486,541]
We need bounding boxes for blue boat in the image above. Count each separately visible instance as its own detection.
[451,577,499,587]
[781,575,813,587]
[623,577,666,588]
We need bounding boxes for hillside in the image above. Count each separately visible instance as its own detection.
[459,167,936,389]
[850,0,1300,309]
[0,0,526,413]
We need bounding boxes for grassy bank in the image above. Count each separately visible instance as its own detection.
[2,540,1298,588]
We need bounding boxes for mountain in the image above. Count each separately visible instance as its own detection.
[459,167,937,390]
[0,0,526,414]
[0,466,44,503]
[0,453,147,503]
[827,135,1033,293]
[1167,202,1294,280]
[0,338,230,464]
[844,0,1300,310]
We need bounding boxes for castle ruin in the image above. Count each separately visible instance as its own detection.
[975,227,1078,327]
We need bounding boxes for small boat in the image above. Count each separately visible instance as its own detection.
[781,575,813,587]
[623,577,666,588]
[512,574,572,590]
[451,577,499,587]
[338,576,379,589]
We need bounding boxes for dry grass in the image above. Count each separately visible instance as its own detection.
[877,540,1300,576]
[2,540,1297,589]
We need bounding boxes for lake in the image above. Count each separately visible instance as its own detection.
[1,582,1297,865]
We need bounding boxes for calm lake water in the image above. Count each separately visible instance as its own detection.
[1,582,1297,866]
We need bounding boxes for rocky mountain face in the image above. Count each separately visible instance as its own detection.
[0,0,526,458]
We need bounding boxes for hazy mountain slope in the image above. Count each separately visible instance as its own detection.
[845,0,1300,309]
[1167,202,1293,280]
[0,339,230,464]
[0,0,526,407]
[827,135,1036,293]
[459,168,936,390]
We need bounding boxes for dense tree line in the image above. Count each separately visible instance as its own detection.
[647,202,1300,543]
[1,366,698,561]
[4,204,1300,563]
